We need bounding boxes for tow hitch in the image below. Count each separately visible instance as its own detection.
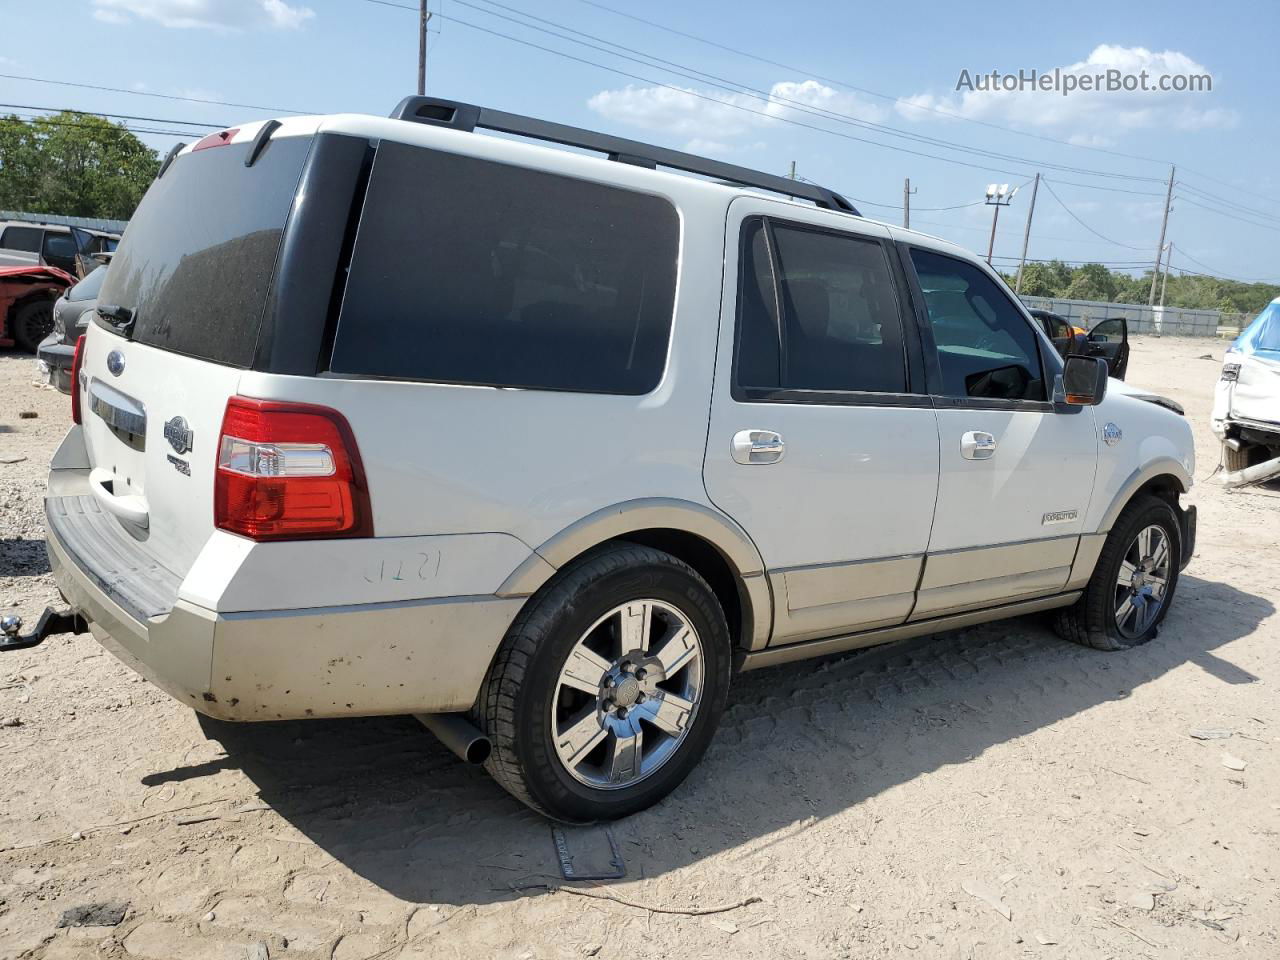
[0,608,87,652]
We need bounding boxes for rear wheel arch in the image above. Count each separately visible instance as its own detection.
[497,499,771,653]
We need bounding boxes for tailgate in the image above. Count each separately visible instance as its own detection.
[74,126,317,584]
[78,329,243,577]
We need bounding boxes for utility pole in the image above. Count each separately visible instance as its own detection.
[1160,242,1172,307]
[417,0,431,96]
[1014,172,1040,294]
[788,160,796,180]
[1149,165,1175,305]
[983,183,1016,266]
[903,177,916,229]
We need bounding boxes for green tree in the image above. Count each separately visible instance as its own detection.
[1063,262,1119,302]
[0,111,159,219]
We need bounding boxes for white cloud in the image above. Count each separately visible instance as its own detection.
[91,0,315,31]
[588,80,888,142]
[897,45,1234,141]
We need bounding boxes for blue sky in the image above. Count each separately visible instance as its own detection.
[3,0,1278,283]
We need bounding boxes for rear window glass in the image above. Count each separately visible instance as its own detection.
[68,264,108,301]
[1,226,41,252]
[329,142,679,394]
[97,136,312,367]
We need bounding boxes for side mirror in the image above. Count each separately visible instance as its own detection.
[1062,355,1108,405]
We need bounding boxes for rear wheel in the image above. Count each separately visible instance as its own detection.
[12,300,55,353]
[1222,440,1264,473]
[1055,494,1181,651]
[479,544,731,821]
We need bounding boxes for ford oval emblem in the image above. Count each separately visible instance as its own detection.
[164,416,193,455]
[106,350,125,377]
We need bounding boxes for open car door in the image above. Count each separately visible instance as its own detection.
[1085,317,1129,380]
[68,226,100,279]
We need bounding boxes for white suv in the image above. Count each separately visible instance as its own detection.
[21,98,1197,821]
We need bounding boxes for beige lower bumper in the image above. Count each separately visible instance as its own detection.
[46,524,521,721]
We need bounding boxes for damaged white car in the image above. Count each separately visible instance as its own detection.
[1213,297,1280,486]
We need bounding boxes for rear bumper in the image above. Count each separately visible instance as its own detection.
[37,336,74,392]
[45,477,522,722]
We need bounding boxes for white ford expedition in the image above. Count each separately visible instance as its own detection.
[9,98,1197,821]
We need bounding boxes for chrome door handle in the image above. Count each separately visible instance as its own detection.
[960,431,997,460]
[731,429,785,465]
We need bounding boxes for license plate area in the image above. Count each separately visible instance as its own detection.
[89,379,147,452]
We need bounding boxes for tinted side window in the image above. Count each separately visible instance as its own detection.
[735,219,908,395]
[43,233,76,262]
[910,249,1045,401]
[1,226,41,252]
[330,143,679,394]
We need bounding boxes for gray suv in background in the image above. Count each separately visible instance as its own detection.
[37,266,108,393]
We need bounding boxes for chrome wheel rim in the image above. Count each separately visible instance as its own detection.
[551,599,704,790]
[1114,524,1172,639]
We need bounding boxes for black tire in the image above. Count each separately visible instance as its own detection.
[1222,441,1260,473]
[11,300,55,353]
[478,543,731,822]
[1055,494,1182,651]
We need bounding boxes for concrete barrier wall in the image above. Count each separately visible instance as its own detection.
[1020,296,1220,337]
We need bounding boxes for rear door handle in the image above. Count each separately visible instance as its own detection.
[88,467,150,529]
[732,429,785,465]
[960,431,997,460]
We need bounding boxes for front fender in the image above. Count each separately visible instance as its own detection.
[1087,392,1194,534]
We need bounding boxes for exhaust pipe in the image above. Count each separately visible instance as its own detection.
[1221,453,1280,490]
[415,712,491,764]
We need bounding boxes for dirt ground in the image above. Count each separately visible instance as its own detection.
[1,337,1277,960]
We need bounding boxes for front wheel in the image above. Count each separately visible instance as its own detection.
[1055,494,1182,650]
[479,544,731,821]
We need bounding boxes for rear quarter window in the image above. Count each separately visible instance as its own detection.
[329,142,680,394]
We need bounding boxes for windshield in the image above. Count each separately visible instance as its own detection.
[97,135,312,367]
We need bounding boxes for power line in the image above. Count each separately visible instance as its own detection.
[567,0,1182,172]
[1040,179,1147,251]
[0,72,311,116]
[1171,247,1280,285]
[366,0,1170,186]
[1174,194,1280,234]
[1176,181,1280,226]
[444,0,1163,185]
[0,103,223,129]
[1178,168,1280,211]
[1,112,191,138]
[989,255,1155,266]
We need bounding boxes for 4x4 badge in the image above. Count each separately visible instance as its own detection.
[164,416,193,455]
[1103,422,1123,446]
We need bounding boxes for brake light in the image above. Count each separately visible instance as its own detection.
[70,335,86,425]
[191,128,240,151]
[214,397,372,541]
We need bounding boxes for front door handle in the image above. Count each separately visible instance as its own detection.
[731,429,785,465]
[960,431,997,460]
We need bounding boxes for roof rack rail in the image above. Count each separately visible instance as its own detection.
[389,96,859,215]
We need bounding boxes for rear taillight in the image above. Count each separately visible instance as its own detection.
[70,335,86,425]
[214,397,372,541]
[191,128,240,151]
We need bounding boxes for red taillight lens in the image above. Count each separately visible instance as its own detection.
[70,335,86,425]
[191,128,240,151]
[214,397,372,541]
